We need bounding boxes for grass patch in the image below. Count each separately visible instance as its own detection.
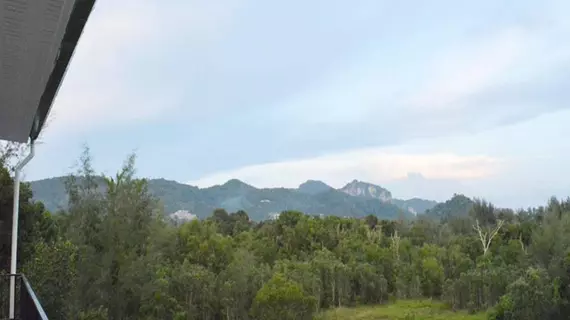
[315,300,487,320]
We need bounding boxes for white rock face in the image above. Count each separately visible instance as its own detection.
[340,180,392,202]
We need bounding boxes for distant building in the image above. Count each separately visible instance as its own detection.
[171,210,198,221]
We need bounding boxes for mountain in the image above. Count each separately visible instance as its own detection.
[423,193,474,221]
[29,177,438,221]
[338,180,437,215]
[340,180,392,202]
[298,180,333,195]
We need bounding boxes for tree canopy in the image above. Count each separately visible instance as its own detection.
[2,148,569,320]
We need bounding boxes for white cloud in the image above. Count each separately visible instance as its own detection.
[43,0,244,138]
[187,148,502,190]
[408,27,527,110]
[276,25,555,132]
[42,1,570,141]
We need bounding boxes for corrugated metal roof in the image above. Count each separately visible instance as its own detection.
[0,0,96,143]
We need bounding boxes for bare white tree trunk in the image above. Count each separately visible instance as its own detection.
[519,233,526,254]
[473,219,504,255]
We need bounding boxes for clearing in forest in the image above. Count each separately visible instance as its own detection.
[316,300,487,320]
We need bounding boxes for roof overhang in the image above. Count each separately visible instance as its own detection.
[0,0,96,143]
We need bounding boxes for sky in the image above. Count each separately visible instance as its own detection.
[22,0,570,209]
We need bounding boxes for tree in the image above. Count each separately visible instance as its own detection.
[0,164,56,271]
[473,219,504,256]
[22,240,78,320]
[19,147,570,319]
[170,260,217,320]
[219,248,270,320]
[491,267,558,320]
[250,273,316,320]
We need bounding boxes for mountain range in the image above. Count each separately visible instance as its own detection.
[29,177,439,221]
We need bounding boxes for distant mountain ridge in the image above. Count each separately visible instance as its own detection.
[29,177,439,221]
[340,179,393,202]
[298,180,334,195]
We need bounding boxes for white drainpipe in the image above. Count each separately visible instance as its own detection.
[9,142,35,319]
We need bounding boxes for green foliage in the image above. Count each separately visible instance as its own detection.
[424,194,474,222]
[316,300,486,319]
[250,273,316,320]
[78,307,108,320]
[0,164,57,271]
[22,240,78,319]
[6,148,570,320]
[489,267,559,320]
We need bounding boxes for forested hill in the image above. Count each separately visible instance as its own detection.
[423,194,475,220]
[29,177,437,221]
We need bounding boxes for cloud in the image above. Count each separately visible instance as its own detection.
[43,0,244,138]
[187,147,502,192]
[283,27,532,126]
[185,108,570,206]
[43,0,570,147]
[407,27,527,111]
[269,19,570,157]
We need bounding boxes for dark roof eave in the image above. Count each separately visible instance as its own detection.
[29,0,97,142]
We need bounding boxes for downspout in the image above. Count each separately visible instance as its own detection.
[9,142,35,319]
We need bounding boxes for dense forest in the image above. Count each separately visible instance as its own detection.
[2,149,570,320]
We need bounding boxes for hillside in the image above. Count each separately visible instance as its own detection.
[423,193,475,221]
[28,177,438,221]
[340,179,393,202]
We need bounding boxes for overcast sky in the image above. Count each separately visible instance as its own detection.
[25,0,570,209]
